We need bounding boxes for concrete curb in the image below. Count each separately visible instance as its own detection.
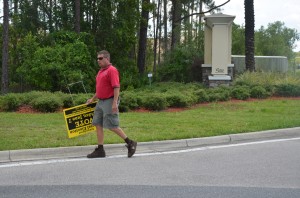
[1,127,299,163]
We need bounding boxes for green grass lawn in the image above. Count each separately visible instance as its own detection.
[0,98,299,151]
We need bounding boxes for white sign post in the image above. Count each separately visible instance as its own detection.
[148,73,153,86]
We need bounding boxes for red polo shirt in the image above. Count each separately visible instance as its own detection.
[96,65,120,99]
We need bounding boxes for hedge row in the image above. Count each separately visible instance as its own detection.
[119,83,271,111]
[120,81,300,111]
[0,81,299,113]
[0,91,93,112]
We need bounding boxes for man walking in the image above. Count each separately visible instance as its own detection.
[86,50,137,158]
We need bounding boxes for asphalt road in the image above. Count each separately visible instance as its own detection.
[1,137,300,198]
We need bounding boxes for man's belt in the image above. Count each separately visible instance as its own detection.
[98,96,114,100]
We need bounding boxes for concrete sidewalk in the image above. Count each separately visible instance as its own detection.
[1,127,299,163]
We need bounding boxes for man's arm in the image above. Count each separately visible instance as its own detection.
[86,93,97,104]
[112,87,120,113]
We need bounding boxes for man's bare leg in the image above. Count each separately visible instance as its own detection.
[96,125,104,145]
[109,127,127,140]
[110,127,137,158]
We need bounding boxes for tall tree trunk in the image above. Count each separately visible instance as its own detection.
[2,0,9,94]
[196,0,203,50]
[32,0,39,33]
[62,0,68,29]
[153,0,161,73]
[75,0,80,33]
[183,3,187,45]
[158,7,162,65]
[188,1,193,44]
[171,0,181,49]
[54,0,58,31]
[13,0,18,14]
[163,0,168,54]
[91,0,97,33]
[245,0,255,71]
[86,0,92,29]
[137,0,150,75]
[49,0,54,32]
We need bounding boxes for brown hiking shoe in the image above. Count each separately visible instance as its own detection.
[126,141,137,158]
[87,147,106,158]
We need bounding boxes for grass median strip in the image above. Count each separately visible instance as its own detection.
[0,98,299,151]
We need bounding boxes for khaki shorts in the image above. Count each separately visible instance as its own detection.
[92,98,120,129]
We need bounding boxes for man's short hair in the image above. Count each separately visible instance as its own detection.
[97,50,110,60]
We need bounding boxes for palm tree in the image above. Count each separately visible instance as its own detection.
[137,0,150,75]
[244,0,255,71]
[171,0,182,49]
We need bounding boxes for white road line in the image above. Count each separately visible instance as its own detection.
[1,137,300,168]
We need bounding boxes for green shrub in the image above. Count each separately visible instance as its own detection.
[156,46,202,82]
[250,86,269,98]
[17,35,95,92]
[73,93,93,106]
[264,85,276,96]
[274,84,300,96]
[120,70,148,90]
[119,91,140,112]
[21,91,46,105]
[231,86,251,100]
[233,71,300,98]
[118,103,129,112]
[194,89,209,103]
[165,92,192,108]
[30,95,63,112]
[0,93,22,111]
[233,71,277,88]
[0,97,2,110]
[207,87,231,102]
[142,94,168,111]
[61,94,74,108]
[51,91,74,108]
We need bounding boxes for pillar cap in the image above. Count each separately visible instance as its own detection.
[204,13,235,28]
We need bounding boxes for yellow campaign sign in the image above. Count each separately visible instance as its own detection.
[63,102,97,138]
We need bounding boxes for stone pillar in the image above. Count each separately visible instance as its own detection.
[202,13,235,87]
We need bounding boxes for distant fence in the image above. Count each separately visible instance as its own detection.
[231,55,289,74]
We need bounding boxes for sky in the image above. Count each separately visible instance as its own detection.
[214,0,300,52]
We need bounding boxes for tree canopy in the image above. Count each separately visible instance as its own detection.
[1,0,299,93]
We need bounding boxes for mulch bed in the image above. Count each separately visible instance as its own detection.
[16,105,40,113]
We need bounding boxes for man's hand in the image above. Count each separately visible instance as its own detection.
[86,98,93,104]
[112,101,118,113]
